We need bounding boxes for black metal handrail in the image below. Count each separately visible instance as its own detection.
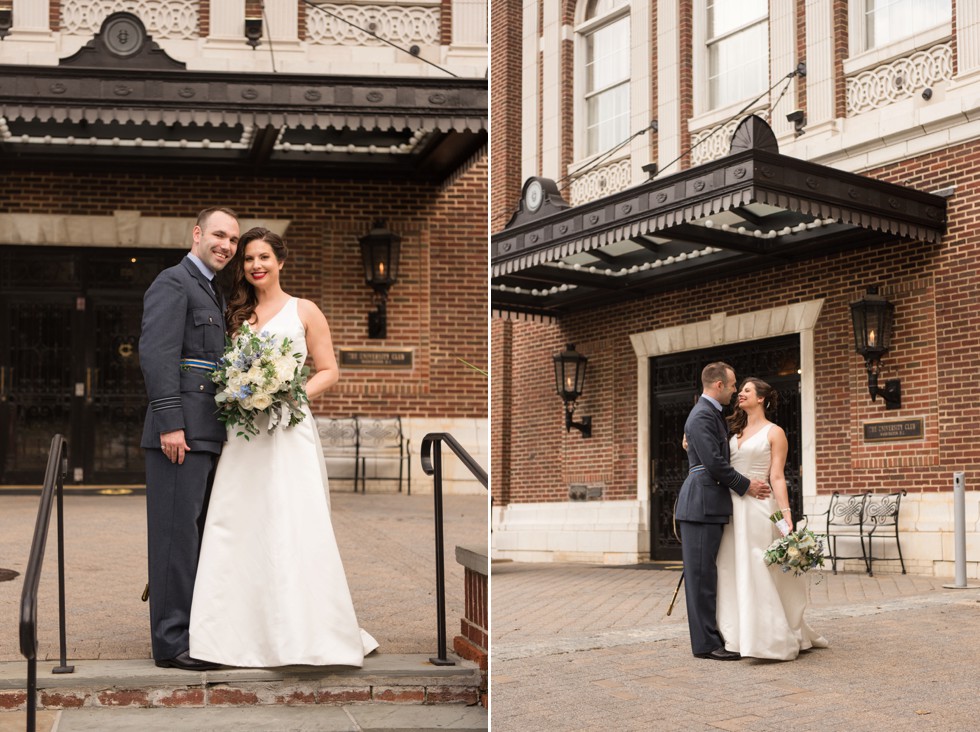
[420,432,487,666]
[19,434,74,732]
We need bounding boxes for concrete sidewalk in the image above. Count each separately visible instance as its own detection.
[0,490,486,662]
[491,561,980,731]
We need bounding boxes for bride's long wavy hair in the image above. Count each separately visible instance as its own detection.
[225,227,288,334]
[726,377,779,437]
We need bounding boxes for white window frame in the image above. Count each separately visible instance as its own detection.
[573,1,631,164]
[846,0,952,74]
[849,0,952,58]
[694,0,768,115]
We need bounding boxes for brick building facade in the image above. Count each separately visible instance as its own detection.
[0,0,488,494]
[491,0,980,577]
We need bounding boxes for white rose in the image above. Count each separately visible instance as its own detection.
[275,356,298,381]
[251,392,273,410]
[241,395,255,410]
[247,363,264,383]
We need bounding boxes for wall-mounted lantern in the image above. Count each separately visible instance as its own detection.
[245,16,262,48]
[850,285,901,409]
[0,6,13,40]
[359,219,401,339]
[553,343,592,437]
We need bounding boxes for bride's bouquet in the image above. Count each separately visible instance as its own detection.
[764,514,826,577]
[210,323,311,439]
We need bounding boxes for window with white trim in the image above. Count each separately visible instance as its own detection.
[579,0,630,158]
[863,0,950,50]
[706,0,768,110]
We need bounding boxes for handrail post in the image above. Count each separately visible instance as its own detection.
[429,439,453,666]
[26,657,36,732]
[20,435,75,732]
[420,432,488,668]
[54,450,73,675]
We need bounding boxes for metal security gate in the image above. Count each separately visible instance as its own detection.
[0,247,183,484]
[649,334,802,560]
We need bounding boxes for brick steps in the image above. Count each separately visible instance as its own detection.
[0,654,481,712]
[1,704,489,731]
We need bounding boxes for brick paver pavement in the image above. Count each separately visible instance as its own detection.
[491,561,980,731]
[0,491,487,662]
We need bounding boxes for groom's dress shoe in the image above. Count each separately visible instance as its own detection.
[694,648,741,661]
[155,650,220,671]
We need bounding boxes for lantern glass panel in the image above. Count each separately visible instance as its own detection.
[850,291,894,355]
[553,345,587,401]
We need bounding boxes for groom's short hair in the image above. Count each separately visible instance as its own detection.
[702,362,733,388]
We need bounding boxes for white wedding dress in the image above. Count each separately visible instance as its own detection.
[189,298,378,667]
[716,423,828,660]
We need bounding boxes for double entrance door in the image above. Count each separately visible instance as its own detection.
[0,247,183,484]
[649,334,803,560]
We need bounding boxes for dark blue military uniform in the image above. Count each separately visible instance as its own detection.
[140,256,226,661]
[674,396,751,656]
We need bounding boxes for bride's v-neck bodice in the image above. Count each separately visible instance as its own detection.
[256,298,307,361]
[729,423,773,483]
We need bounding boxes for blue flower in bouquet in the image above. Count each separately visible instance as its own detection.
[211,323,311,439]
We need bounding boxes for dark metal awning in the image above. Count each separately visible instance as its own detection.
[491,116,947,319]
[0,18,486,182]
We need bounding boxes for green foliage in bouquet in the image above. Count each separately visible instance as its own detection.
[764,525,826,577]
[211,323,311,439]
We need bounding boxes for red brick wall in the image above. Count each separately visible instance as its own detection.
[1,159,487,420]
[494,138,977,504]
[440,0,453,46]
[490,0,523,231]
[833,0,848,119]
[678,0,693,170]
[453,566,487,706]
[796,0,807,114]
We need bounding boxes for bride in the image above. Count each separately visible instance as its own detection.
[715,377,827,661]
[189,227,378,667]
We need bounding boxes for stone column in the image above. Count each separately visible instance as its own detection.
[805,0,836,129]
[956,0,980,79]
[263,0,299,43]
[209,0,242,40]
[11,0,52,36]
[656,0,681,173]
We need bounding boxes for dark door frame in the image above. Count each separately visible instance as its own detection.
[649,334,803,561]
[0,246,183,484]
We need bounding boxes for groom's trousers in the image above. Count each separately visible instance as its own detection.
[677,520,726,656]
[145,449,217,660]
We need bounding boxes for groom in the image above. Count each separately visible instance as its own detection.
[674,362,770,661]
[139,207,240,670]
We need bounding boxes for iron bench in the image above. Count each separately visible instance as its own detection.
[822,490,906,576]
[355,416,412,495]
[316,416,361,490]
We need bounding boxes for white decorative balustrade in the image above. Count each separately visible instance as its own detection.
[61,0,199,39]
[846,43,952,116]
[690,117,743,166]
[306,2,441,47]
[568,158,631,206]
